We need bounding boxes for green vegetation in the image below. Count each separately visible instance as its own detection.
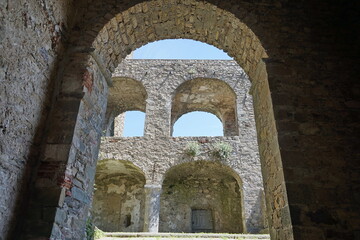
[213,142,233,160]
[85,218,105,240]
[184,141,201,157]
[94,227,105,239]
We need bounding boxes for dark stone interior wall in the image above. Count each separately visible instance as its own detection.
[0,1,78,238]
[261,2,360,239]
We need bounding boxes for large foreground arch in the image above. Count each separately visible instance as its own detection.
[21,1,292,239]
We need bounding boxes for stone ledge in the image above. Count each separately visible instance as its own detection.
[103,232,270,239]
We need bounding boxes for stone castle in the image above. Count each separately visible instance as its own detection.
[0,1,358,240]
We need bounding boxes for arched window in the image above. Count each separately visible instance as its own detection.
[120,111,146,137]
[103,77,147,137]
[171,78,238,136]
[172,111,223,137]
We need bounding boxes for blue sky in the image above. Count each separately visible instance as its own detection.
[123,39,232,137]
[133,39,232,60]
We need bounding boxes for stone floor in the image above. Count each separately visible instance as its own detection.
[100,238,269,240]
[99,233,271,240]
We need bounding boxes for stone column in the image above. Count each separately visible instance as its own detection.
[144,95,171,138]
[143,184,162,232]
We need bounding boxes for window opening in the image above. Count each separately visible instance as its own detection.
[172,111,223,137]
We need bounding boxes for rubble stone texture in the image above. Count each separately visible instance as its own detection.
[94,59,266,234]
[92,160,146,232]
[0,0,358,240]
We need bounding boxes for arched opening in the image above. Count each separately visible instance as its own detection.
[172,111,223,137]
[121,111,146,137]
[159,161,245,233]
[112,111,146,137]
[92,160,146,232]
[103,77,147,137]
[24,1,293,239]
[171,78,238,136]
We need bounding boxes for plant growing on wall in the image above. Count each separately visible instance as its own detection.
[85,217,104,240]
[184,141,201,157]
[94,227,105,240]
[213,142,233,160]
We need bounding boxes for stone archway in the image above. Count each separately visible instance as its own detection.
[103,77,147,136]
[160,161,245,233]
[25,1,293,239]
[171,78,238,136]
[92,160,146,232]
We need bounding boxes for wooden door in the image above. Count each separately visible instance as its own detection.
[191,209,213,232]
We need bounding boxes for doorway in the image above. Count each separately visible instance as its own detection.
[191,209,213,233]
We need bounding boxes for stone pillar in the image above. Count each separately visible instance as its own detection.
[143,184,162,232]
[114,112,125,136]
[144,95,171,138]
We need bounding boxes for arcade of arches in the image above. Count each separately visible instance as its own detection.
[93,59,266,234]
[0,1,358,240]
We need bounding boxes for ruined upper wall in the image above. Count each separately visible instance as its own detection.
[107,59,252,138]
[98,59,265,233]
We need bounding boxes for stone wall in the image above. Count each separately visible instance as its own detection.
[48,55,109,239]
[1,1,358,240]
[92,161,145,232]
[0,1,74,238]
[85,2,290,238]
[20,53,108,239]
[160,161,244,233]
[114,113,125,136]
[108,60,253,138]
[94,59,265,233]
[98,135,265,233]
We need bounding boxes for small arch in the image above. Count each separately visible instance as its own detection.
[171,78,238,136]
[92,159,146,232]
[121,111,146,137]
[104,77,147,136]
[159,161,245,233]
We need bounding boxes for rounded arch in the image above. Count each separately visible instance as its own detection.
[38,0,292,239]
[163,160,243,187]
[99,1,265,76]
[171,77,238,136]
[160,161,245,233]
[95,159,146,185]
[92,159,146,232]
[108,77,147,114]
[104,77,147,136]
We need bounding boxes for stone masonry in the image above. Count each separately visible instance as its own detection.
[94,59,266,234]
[0,1,358,240]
